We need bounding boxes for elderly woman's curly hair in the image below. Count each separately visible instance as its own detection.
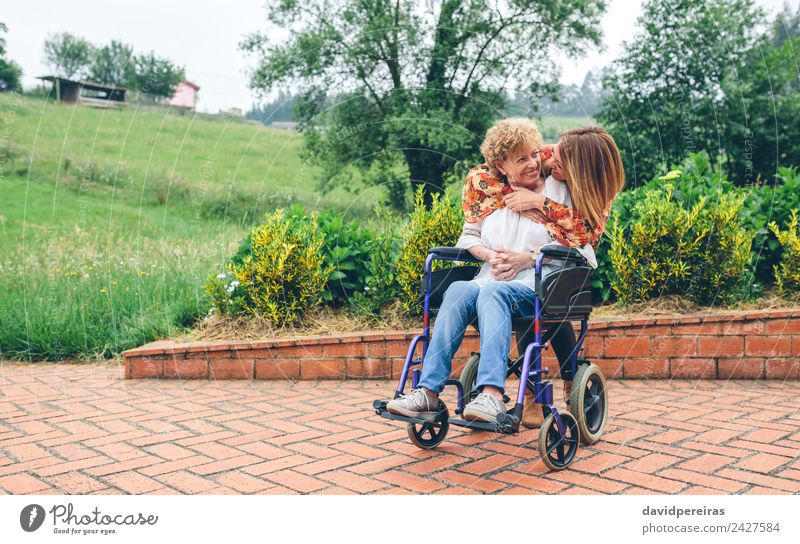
[479,118,544,167]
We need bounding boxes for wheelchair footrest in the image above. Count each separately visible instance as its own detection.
[449,418,505,433]
[374,400,517,434]
[377,407,442,425]
[374,399,447,422]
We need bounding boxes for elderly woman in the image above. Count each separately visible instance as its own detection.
[388,118,595,424]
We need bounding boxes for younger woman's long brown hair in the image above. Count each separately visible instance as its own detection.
[558,126,625,228]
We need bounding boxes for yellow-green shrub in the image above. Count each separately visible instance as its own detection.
[207,209,330,326]
[691,192,754,305]
[396,186,465,313]
[769,210,800,296]
[610,184,753,305]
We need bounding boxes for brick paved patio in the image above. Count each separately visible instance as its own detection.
[0,362,799,495]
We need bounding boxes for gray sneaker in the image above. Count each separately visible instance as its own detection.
[463,392,507,423]
[386,388,438,419]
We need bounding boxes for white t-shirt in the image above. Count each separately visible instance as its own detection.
[456,176,597,291]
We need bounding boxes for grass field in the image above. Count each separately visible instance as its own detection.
[0,94,385,361]
[538,114,593,141]
[0,92,596,361]
[0,93,381,229]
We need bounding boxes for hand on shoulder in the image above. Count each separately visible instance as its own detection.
[503,187,546,212]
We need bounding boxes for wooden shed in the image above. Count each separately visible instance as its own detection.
[37,76,127,108]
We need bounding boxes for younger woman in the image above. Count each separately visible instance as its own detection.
[459,125,625,427]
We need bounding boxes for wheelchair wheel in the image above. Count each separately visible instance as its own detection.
[458,353,481,406]
[538,411,580,471]
[569,363,608,445]
[406,401,449,450]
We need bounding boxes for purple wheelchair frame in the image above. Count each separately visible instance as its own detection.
[375,246,590,438]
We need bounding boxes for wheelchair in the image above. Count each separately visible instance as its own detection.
[373,243,608,470]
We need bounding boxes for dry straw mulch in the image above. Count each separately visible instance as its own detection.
[592,293,800,320]
[177,301,419,342]
[178,292,800,343]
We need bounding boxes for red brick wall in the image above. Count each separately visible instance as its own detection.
[123,309,800,380]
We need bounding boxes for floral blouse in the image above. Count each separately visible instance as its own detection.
[461,149,610,250]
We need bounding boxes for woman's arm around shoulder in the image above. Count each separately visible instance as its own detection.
[539,197,609,249]
[462,164,509,223]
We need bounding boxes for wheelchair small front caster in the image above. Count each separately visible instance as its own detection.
[538,411,580,471]
[407,401,449,450]
[496,411,520,433]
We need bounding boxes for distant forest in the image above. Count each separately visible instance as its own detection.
[246,91,297,124]
[246,71,604,125]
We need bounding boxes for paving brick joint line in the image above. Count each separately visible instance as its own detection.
[0,363,799,495]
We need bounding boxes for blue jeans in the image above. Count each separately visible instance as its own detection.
[417,280,538,395]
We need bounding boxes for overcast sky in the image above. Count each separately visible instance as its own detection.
[2,0,789,113]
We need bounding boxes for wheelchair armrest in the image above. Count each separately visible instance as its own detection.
[429,246,481,263]
[539,243,588,266]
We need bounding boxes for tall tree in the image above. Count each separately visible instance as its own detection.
[241,0,606,205]
[577,69,604,115]
[133,52,184,98]
[772,1,800,46]
[596,0,765,185]
[720,33,800,182]
[43,32,94,79]
[0,22,22,92]
[89,40,135,87]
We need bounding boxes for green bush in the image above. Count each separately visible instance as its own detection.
[689,191,755,305]
[600,152,767,303]
[219,205,381,308]
[769,210,800,296]
[348,205,403,318]
[595,153,721,303]
[610,182,754,306]
[203,270,248,317]
[591,188,638,304]
[318,209,373,306]
[603,154,800,295]
[746,166,800,284]
[205,208,330,326]
[396,186,465,313]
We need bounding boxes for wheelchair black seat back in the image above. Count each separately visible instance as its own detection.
[373,243,609,471]
[535,263,593,319]
[421,265,479,314]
